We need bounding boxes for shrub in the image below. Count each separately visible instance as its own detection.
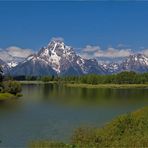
[3,81,22,95]
[41,76,52,82]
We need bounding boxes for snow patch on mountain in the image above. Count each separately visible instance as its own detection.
[10,39,105,76]
[5,39,148,76]
[7,61,18,68]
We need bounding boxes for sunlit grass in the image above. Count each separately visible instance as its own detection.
[0,93,16,101]
[20,81,57,85]
[66,83,148,89]
[71,106,148,147]
[20,80,148,88]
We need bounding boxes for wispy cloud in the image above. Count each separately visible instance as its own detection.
[94,48,132,58]
[83,45,101,52]
[142,49,148,57]
[0,46,33,62]
[51,37,64,42]
[81,45,133,59]
[117,43,131,48]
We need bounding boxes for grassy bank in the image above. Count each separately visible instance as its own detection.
[20,80,148,89]
[0,93,17,101]
[71,106,148,147]
[20,81,57,85]
[66,83,148,89]
[29,106,148,147]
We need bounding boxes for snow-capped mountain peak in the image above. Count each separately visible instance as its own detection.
[120,53,148,73]
[10,39,105,76]
[7,38,148,76]
[47,39,75,56]
[127,53,148,65]
[47,39,65,50]
[37,40,77,73]
[123,53,148,67]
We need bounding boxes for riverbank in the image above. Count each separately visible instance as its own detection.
[29,106,148,147]
[20,81,57,85]
[70,106,148,147]
[0,93,17,101]
[20,81,148,89]
[66,83,148,89]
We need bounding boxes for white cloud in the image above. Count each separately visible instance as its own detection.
[51,37,64,42]
[117,44,125,48]
[140,46,145,50]
[94,48,132,58]
[142,49,148,57]
[6,46,33,58]
[81,45,133,59]
[117,44,130,48]
[80,52,92,59]
[0,46,33,62]
[83,45,101,52]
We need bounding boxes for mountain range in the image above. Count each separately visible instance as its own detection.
[1,39,148,76]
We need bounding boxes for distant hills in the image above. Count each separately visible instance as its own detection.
[1,39,148,76]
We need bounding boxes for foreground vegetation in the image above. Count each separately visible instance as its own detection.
[30,106,148,147]
[0,66,22,101]
[0,81,22,101]
[0,93,17,101]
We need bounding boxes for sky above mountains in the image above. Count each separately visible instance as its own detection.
[0,1,148,61]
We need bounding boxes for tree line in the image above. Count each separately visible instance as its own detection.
[62,71,148,84]
[7,71,148,84]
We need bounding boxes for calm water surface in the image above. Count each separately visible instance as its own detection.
[0,83,148,147]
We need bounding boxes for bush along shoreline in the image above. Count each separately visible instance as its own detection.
[0,65,22,101]
[0,80,22,101]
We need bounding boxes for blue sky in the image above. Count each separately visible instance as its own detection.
[0,1,148,60]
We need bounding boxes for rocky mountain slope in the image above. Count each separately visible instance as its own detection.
[10,39,105,76]
[1,39,148,76]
